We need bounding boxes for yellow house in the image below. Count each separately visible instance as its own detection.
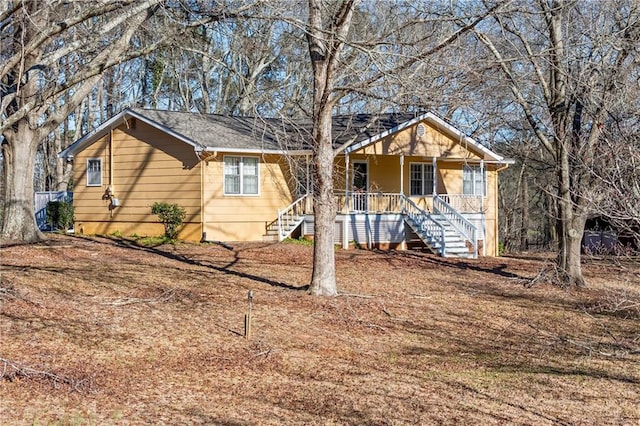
[60,108,513,257]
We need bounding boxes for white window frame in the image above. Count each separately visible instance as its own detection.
[409,162,434,196]
[223,155,260,196]
[86,158,102,187]
[463,164,486,196]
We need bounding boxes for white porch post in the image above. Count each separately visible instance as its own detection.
[306,154,311,212]
[344,153,350,249]
[480,160,485,198]
[432,157,437,196]
[399,154,406,250]
[345,153,350,212]
[399,154,404,195]
[481,159,485,256]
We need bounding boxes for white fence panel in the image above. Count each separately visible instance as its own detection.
[35,191,73,231]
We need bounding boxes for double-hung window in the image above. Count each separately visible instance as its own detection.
[410,163,434,196]
[463,165,486,196]
[87,158,102,186]
[224,156,259,195]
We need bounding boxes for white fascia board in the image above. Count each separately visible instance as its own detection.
[343,112,505,162]
[59,108,203,158]
[58,110,128,158]
[425,113,504,162]
[438,158,516,165]
[202,147,311,155]
[343,113,428,154]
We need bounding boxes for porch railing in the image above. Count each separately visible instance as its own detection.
[277,194,310,241]
[438,194,484,213]
[338,192,483,214]
[344,192,403,213]
[433,195,478,257]
[401,195,446,254]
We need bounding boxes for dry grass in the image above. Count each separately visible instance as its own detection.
[1,234,639,425]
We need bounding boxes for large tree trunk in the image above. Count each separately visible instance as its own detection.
[518,163,529,252]
[1,127,42,242]
[554,128,586,286]
[556,212,586,287]
[310,108,338,296]
[305,0,355,296]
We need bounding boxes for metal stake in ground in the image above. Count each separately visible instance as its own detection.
[244,290,253,339]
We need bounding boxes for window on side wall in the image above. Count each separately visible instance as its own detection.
[87,158,102,186]
[224,156,259,195]
[463,165,486,196]
[410,163,434,196]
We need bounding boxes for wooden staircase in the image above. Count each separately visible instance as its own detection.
[263,195,308,241]
[402,195,477,258]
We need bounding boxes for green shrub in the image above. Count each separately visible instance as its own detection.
[135,235,173,247]
[283,236,314,246]
[151,202,186,240]
[46,201,74,231]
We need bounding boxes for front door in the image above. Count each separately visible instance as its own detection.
[352,161,368,211]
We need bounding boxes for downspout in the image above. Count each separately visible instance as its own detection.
[495,163,510,172]
[109,129,114,188]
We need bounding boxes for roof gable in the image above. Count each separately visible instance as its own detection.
[342,112,504,162]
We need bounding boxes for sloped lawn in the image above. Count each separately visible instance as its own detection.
[1,234,638,425]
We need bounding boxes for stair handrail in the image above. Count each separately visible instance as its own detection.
[433,195,477,258]
[277,194,309,241]
[401,195,446,254]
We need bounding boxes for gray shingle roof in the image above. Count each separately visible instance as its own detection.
[129,108,423,151]
[129,108,310,151]
[61,107,508,162]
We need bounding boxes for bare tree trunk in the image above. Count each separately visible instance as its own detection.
[1,127,42,242]
[1,1,168,241]
[555,140,586,286]
[544,189,555,249]
[520,170,529,251]
[306,0,356,296]
[310,108,338,296]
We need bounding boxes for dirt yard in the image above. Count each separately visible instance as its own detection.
[1,234,639,425]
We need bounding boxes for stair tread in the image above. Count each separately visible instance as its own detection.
[404,209,476,259]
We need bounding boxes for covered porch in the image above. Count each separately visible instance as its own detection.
[267,151,500,257]
[273,191,485,258]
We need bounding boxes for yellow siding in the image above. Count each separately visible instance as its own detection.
[71,114,505,252]
[202,154,295,241]
[358,120,483,159]
[338,154,466,198]
[73,123,202,241]
[75,222,201,241]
